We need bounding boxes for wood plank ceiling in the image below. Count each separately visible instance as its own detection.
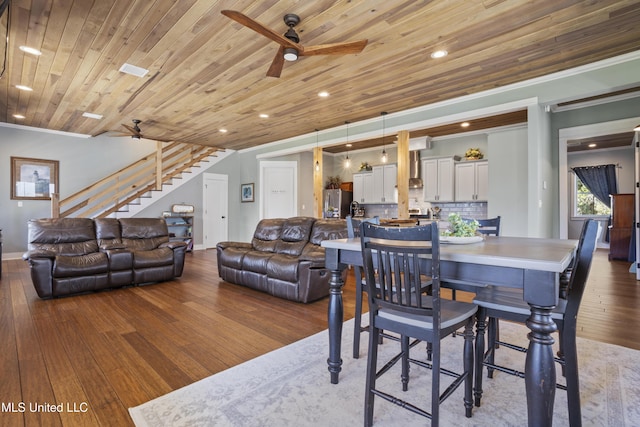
[1,1,639,152]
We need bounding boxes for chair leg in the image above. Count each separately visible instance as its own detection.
[431,339,441,426]
[463,317,474,418]
[364,321,380,427]
[561,327,582,427]
[474,308,487,407]
[486,317,497,379]
[401,335,410,391]
[353,269,364,359]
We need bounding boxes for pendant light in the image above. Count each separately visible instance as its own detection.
[315,129,320,172]
[380,112,388,163]
[344,121,351,168]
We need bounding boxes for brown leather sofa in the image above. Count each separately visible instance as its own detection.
[23,217,187,299]
[216,217,348,303]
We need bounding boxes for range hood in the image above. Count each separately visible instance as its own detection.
[409,150,423,188]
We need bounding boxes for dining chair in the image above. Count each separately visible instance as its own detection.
[346,215,380,359]
[472,219,598,426]
[360,222,477,426]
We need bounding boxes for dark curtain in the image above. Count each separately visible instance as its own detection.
[572,164,618,242]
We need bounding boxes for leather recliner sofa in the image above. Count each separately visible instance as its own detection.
[23,217,187,299]
[216,217,348,303]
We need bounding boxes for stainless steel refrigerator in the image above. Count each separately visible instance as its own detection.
[323,189,353,218]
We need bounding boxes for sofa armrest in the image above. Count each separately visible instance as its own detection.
[217,241,252,251]
[23,249,56,261]
[160,241,188,250]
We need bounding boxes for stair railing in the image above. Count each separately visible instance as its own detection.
[50,141,222,219]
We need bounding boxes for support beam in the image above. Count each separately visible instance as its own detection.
[397,130,410,219]
[314,147,323,218]
[156,141,163,190]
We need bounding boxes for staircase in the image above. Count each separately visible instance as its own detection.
[51,141,232,219]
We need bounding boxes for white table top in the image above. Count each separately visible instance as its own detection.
[321,235,577,273]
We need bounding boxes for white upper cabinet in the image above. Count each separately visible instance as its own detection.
[353,171,374,204]
[423,157,457,202]
[455,160,488,201]
[372,164,397,203]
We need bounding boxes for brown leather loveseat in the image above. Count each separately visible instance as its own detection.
[216,217,347,303]
[23,217,187,299]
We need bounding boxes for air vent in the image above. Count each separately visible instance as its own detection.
[119,63,149,78]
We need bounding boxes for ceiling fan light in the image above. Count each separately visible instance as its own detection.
[283,47,298,61]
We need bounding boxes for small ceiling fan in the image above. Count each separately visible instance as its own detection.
[221,10,368,78]
[95,119,171,142]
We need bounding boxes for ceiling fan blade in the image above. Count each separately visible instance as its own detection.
[221,10,302,50]
[301,39,368,56]
[122,124,142,137]
[266,46,285,78]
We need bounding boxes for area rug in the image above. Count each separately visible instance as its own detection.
[129,317,640,426]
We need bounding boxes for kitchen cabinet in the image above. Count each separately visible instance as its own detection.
[455,160,488,201]
[372,164,397,203]
[353,171,374,204]
[423,157,458,202]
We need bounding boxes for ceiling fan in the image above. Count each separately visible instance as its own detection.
[221,10,368,78]
[95,119,171,142]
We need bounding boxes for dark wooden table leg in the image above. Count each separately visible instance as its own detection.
[525,304,557,426]
[327,267,345,384]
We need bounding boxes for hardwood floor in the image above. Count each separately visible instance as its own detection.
[1,248,637,426]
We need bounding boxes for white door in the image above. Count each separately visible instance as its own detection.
[260,161,297,219]
[203,173,228,249]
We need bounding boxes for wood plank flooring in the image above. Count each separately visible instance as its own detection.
[0,248,637,427]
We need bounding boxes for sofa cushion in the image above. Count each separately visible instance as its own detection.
[27,218,98,256]
[53,252,109,277]
[275,217,315,256]
[267,254,299,282]
[132,247,174,268]
[242,251,273,274]
[309,219,348,245]
[95,218,122,247]
[252,219,284,252]
[219,247,250,269]
[120,218,170,251]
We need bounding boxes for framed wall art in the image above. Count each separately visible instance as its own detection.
[241,183,254,202]
[11,156,59,200]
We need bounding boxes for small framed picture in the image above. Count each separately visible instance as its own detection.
[11,156,59,200]
[241,183,254,203]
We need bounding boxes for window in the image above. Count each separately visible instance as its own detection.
[573,174,610,217]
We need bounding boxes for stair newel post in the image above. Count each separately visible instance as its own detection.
[50,193,60,218]
[156,141,163,191]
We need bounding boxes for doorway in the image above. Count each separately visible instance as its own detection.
[259,161,298,219]
[203,173,228,249]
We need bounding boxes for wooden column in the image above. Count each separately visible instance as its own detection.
[313,147,323,218]
[397,130,410,219]
[155,141,163,190]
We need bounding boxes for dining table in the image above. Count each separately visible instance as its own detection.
[321,235,577,427]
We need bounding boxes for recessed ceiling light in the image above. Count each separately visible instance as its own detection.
[346,143,353,148]
[13,114,25,119]
[119,63,149,78]
[219,128,228,133]
[588,143,597,148]
[430,50,448,59]
[259,113,269,118]
[318,91,329,97]
[16,85,33,91]
[19,46,42,56]
[461,122,470,128]
[82,112,103,120]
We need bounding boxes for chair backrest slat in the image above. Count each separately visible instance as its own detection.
[462,216,501,236]
[346,215,380,238]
